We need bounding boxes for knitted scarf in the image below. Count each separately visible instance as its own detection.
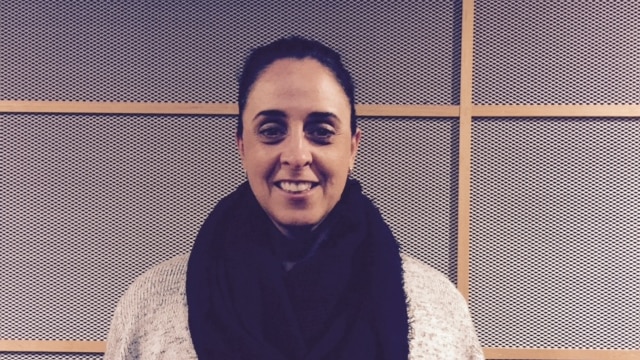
[186,180,409,359]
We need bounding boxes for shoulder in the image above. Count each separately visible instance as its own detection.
[401,254,485,360]
[127,254,189,299]
[114,254,189,315]
[401,254,468,326]
[401,254,462,305]
[105,254,196,360]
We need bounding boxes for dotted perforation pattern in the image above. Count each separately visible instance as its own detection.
[0,1,461,105]
[2,114,244,340]
[0,355,103,360]
[469,117,640,349]
[473,1,640,105]
[2,114,456,340]
[355,117,460,283]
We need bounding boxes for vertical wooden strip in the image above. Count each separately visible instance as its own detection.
[457,0,475,300]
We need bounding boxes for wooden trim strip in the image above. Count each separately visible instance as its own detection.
[0,100,238,115]
[473,104,640,117]
[356,104,459,117]
[5,101,639,118]
[2,340,638,359]
[484,347,640,360]
[0,100,458,118]
[0,340,106,353]
[456,0,475,300]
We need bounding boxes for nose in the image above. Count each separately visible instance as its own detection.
[280,130,311,168]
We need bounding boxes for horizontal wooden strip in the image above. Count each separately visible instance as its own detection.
[0,340,640,360]
[0,100,238,115]
[473,104,640,117]
[0,100,458,117]
[5,101,640,118]
[357,104,459,117]
[2,341,638,359]
[0,340,106,353]
[484,347,640,360]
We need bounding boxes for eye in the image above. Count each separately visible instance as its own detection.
[307,124,335,143]
[258,123,286,142]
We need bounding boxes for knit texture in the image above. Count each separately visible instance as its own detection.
[105,254,484,359]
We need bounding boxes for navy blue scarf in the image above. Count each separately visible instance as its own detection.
[187,180,409,359]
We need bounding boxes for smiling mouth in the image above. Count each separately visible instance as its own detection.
[275,181,319,193]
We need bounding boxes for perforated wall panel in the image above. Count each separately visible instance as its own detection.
[1,114,456,341]
[0,1,461,105]
[2,114,243,340]
[356,117,460,282]
[470,118,640,349]
[0,354,102,360]
[473,1,640,105]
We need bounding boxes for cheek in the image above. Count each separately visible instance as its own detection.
[240,139,263,166]
[326,147,354,173]
[245,156,267,176]
[318,159,350,192]
[242,145,277,182]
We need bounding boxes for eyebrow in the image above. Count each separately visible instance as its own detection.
[252,110,340,123]
[252,109,287,122]
[307,112,339,121]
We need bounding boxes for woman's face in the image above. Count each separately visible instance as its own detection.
[237,58,361,238]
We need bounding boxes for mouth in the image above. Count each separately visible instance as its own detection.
[275,181,319,194]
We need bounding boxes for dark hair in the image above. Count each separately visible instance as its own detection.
[237,36,356,136]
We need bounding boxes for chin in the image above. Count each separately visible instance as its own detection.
[271,212,326,234]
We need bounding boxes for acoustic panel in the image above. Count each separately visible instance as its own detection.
[0,1,461,105]
[473,1,640,105]
[1,114,243,340]
[0,355,102,360]
[356,117,460,283]
[1,114,457,341]
[470,117,640,349]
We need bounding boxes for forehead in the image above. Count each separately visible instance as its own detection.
[245,58,351,116]
[258,57,330,77]
[252,58,345,96]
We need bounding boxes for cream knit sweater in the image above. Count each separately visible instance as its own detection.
[105,254,485,359]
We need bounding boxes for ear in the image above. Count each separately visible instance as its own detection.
[349,127,362,168]
[236,133,245,165]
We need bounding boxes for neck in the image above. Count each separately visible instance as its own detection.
[270,220,332,265]
[271,217,329,241]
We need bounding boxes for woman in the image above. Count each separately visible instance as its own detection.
[105,36,484,359]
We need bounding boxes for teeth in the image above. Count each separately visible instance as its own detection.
[279,181,313,192]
